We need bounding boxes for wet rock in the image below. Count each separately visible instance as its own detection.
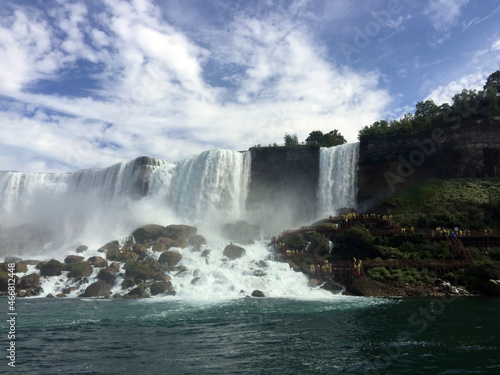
[98,268,117,285]
[100,240,120,253]
[116,246,137,263]
[191,277,200,285]
[4,256,22,263]
[251,290,265,297]
[154,273,171,282]
[152,241,167,253]
[64,255,85,264]
[83,280,112,297]
[157,237,175,249]
[17,290,26,297]
[122,278,136,289]
[201,249,211,258]
[485,279,500,296]
[189,235,207,247]
[56,293,66,298]
[3,263,28,273]
[76,245,88,253]
[124,261,156,281]
[163,224,197,241]
[88,256,108,268]
[132,244,149,257]
[150,280,173,295]
[124,283,147,298]
[307,277,323,287]
[132,224,167,243]
[109,262,120,272]
[223,244,246,260]
[172,238,189,249]
[40,259,64,277]
[62,287,76,294]
[20,273,40,290]
[158,251,183,266]
[67,262,93,278]
[254,270,266,277]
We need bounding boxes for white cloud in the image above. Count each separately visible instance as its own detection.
[0,0,391,173]
[424,0,469,32]
[424,71,487,105]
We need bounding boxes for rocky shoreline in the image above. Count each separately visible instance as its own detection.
[0,223,267,299]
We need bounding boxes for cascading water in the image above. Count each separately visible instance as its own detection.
[0,147,361,300]
[316,143,359,217]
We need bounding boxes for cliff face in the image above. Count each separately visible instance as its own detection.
[357,119,500,211]
[247,146,320,223]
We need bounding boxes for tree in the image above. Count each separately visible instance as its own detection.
[305,130,323,146]
[284,132,299,146]
[415,100,439,118]
[484,70,500,94]
[305,129,346,147]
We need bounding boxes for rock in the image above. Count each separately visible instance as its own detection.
[164,224,197,241]
[62,287,76,294]
[172,238,189,248]
[97,268,117,285]
[20,273,40,290]
[157,237,175,248]
[132,244,149,257]
[106,248,118,261]
[150,281,173,295]
[40,259,64,276]
[46,294,54,298]
[125,283,147,298]
[308,277,323,287]
[254,270,266,277]
[88,256,108,268]
[201,249,211,258]
[64,255,85,264]
[109,262,120,272]
[131,224,167,243]
[122,278,136,289]
[56,293,66,298]
[116,246,137,263]
[223,244,246,260]
[83,280,112,297]
[285,259,301,272]
[154,273,171,282]
[67,262,93,278]
[100,240,120,253]
[4,256,22,263]
[76,245,88,253]
[17,291,26,297]
[222,221,260,244]
[251,290,265,297]
[189,235,207,247]
[158,251,183,266]
[124,261,156,281]
[3,263,28,273]
[191,277,200,285]
[152,241,167,253]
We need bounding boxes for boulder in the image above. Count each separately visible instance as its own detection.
[154,273,171,282]
[106,248,118,261]
[163,224,197,241]
[64,255,85,264]
[124,261,156,281]
[150,281,173,295]
[76,245,88,253]
[172,238,189,248]
[4,256,22,263]
[3,262,28,273]
[88,256,108,268]
[158,251,183,266]
[152,241,167,253]
[83,280,112,297]
[200,249,211,258]
[125,283,147,298]
[157,237,174,248]
[131,225,167,243]
[485,279,500,296]
[222,221,260,244]
[189,235,207,247]
[109,262,120,272]
[40,259,64,276]
[97,268,117,285]
[116,246,137,263]
[100,240,120,253]
[121,278,136,289]
[20,273,40,290]
[223,244,246,260]
[56,293,66,298]
[132,244,149,257]
[251,290,265,297]
[67,262,93,278]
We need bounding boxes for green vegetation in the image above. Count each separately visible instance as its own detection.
[305,129,346,147]
[381,178,500,229]
[358,71,500,142]
[367,267,430,286]
[283,133,299,146]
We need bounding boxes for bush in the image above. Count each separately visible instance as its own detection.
[333,226,378,259]
[303,231,329,256]
[282,233,306,250]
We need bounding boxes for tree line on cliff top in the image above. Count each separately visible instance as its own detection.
[284,129,347,147]
[358,70,500,141]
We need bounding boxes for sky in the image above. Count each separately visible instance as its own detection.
[0,0,499,173]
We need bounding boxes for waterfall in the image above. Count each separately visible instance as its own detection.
[316,143,359,217]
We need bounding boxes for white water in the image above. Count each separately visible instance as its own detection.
[316,143,359,217]
[1,147,359,301]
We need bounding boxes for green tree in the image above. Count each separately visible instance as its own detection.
[484,70,500,94]
[415,100,439,118]
[305,130,323,146]
[284,132,299,146]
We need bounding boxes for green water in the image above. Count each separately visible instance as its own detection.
[1,296,499,374]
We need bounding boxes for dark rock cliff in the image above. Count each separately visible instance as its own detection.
[357,119,500,212]
[247,146,320,223]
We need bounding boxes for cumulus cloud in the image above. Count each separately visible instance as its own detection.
[0,0,392,172]
[424,71,487,105]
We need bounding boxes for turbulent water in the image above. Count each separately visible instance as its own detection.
[316,143,359,217]
[3,297,499,374]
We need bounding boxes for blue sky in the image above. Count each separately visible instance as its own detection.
[0,0,499,172]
